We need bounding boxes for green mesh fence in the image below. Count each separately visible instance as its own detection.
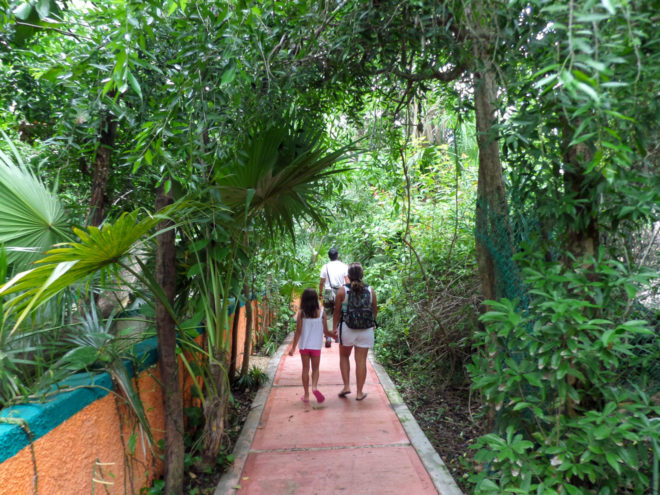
[474,196,528,307]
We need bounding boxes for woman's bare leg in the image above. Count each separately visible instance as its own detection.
[339,345,353,394]
[354,346,369,400]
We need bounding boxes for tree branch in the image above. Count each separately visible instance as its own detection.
[15,21,85,42]
[391,62,468,83]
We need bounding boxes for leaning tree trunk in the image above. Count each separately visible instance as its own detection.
[155,184,185,494]
[89,110,117,227]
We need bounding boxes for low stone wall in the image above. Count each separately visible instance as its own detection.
[0,298,271,495]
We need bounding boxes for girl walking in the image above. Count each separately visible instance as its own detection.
[289,288,332,403]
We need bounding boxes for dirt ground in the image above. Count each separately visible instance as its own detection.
[395,381,484,492]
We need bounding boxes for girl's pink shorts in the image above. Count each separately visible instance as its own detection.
[299,349,321,357]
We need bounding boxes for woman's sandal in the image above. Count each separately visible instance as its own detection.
[356,393,368,401]
[300,396,310,403]
[338,390,351,398]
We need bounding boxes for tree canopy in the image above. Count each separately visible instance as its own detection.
[1,0,659,493]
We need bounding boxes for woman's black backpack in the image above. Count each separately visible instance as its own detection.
[342,285,376,330]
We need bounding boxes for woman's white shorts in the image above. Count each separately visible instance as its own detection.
[339,325,374,348]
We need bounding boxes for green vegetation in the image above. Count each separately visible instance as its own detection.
[1,0,659,493]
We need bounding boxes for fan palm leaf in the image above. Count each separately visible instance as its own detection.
[215,124,354,236]
[0,138,69,270]
[0,210,163,331]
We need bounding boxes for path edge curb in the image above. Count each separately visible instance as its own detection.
[369,351,465,495]
[214,333,293,495]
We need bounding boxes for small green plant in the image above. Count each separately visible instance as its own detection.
[235,366,268,391]
[140,479,165,495]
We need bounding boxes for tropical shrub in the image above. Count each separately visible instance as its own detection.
[469,249,660,494]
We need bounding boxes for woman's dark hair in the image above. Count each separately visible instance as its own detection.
[300,288,320,318]
[347,263,365,293]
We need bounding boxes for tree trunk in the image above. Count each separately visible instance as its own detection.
[155,184,185,494]
[472,61,512,302]
[466,3,514,433]
[240,280,254,377]
[561,122,599,260]
[201,352,229,468]
[89,110,117,227]
[464,2,513,304]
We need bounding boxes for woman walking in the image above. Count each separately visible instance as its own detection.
[332,263,378,401]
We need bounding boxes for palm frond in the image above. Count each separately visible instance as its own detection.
[215,123,355,236]
[0,137,69,270]
[0,211,162,331]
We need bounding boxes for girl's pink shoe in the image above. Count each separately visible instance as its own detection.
[300,396,309,403]
[313,390,325,403]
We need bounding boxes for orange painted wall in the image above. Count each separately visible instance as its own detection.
[0,366,165,495]
[0,300,271,495]
[229,299,264,372]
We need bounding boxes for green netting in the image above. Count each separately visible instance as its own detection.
[474,196,529,308]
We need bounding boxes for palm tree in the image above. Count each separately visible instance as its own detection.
[182,120,353,465]
[0,119,354,471]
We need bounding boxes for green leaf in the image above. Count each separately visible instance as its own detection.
[601,0,615,14]
[576,82,599,101]
[618,447,638,469]
[593,425,611,440]
[127,71,143,100]
[128,433,137,455]
[36,0,51,18]
[478,479,500,491]
[13,3,33,21]
[605,452,622,474]
[221,63,237,86]
[524,372,543,387]
[534,73,558,89]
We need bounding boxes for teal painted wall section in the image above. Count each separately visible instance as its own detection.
[0,296,261,466]
[0,335,160,464]
[0,372,113,463]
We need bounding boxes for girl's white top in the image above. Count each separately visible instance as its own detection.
[298,309,325,350]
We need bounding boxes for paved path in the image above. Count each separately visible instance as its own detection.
[216,334,464,495]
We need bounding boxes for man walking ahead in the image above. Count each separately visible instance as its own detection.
[319,247,349,348]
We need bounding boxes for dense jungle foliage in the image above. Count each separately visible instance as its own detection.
[1,0,660,493]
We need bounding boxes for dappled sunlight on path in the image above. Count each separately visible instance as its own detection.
[216,334,463,494]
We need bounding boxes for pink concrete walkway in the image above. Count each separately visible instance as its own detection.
[216,335,463,494]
